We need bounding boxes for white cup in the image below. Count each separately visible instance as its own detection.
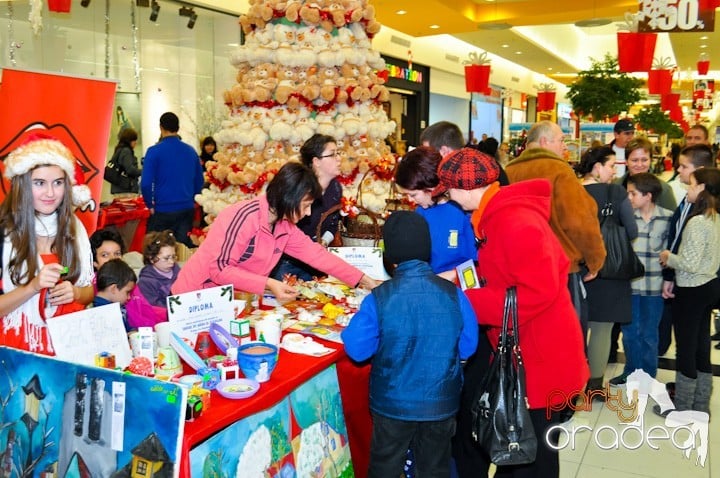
[155,321,173,348]
[255,314,282,348]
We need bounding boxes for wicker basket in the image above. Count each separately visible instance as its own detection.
[316,203,382,247]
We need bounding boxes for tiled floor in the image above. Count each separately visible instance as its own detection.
[552,338,720,478]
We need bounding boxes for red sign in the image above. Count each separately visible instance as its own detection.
[0,69,117,234]
[638,0,718,32]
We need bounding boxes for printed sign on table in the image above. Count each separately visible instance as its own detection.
[329,246,390,280]
[166,284,235,343]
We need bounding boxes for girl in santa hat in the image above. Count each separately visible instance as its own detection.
[0,133,95,355]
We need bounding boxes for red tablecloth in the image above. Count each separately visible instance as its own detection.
[98,197,150,252]
[179,342,371,478]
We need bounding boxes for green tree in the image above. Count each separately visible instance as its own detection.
[567,54,644,121]
[636,104,684,138]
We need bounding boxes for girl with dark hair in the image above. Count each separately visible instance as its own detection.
[576,146,638,392]
[394,146,476,281]
[658,167,720,414]
[108,127,142,194]
[138,230,180,308]
[173,162,378,301]
[271,134,342,281]
[199,136,217,171]
[0,134,95,355]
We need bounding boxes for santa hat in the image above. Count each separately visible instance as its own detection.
[4,131,92,208]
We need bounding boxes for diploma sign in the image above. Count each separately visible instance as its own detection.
[328,246,390,281]
[166,284,235,344]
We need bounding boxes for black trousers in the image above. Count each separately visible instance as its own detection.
[672,279,720,378]
[658,298,674,355]
[451,326,493,477]
[369,413,456,478]
[147,208,196,248]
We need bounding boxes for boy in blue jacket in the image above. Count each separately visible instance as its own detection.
[341,211,478,478]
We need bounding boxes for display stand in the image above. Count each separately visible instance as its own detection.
[97,196,150,252]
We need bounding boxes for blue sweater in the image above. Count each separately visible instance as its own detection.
[342,260,478,420]
[141,136,204,212]
[416,201,477,274]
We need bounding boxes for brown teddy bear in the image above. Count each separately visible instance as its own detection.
[274,65,296,104]
[299,4,321,26]
[319,67,339,102]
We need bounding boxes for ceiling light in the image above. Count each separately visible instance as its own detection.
[429,24,440,29]
[515,51,522,55]
[396,10,407,15]
[574,18,612,27]
[477,22,513,30]
[547,67,553,71]
[700,44,707,48]
[701,36,708,40]
[179,6,197,29]
[150,0,160,21]
[501,44,509,48]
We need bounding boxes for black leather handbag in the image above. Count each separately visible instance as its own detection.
[471,286,537,466]
[597,185,645,280]
[104,153,133,191]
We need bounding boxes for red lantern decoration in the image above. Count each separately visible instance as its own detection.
[48,0,72,12]
[537,91,557,112]
[661,93,680,111]
[647,69,673,95]
[617,32,657,72]
[465,64,491,93]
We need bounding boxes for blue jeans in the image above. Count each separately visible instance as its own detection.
[622,294,664,377]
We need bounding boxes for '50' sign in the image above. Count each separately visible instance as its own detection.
[638,0,718,32]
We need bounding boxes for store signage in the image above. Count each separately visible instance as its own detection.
[386,64,424,83]
[638,0,717,32]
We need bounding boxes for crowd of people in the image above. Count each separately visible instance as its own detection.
[1,113,718,478]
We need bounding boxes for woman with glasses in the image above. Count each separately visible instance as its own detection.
[270,134,343,281]
[138,230,180,307]
[173,162,378,302]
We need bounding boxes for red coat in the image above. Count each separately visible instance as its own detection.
[465,179,589,409]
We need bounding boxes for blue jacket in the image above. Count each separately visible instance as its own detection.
[141,136,204,212]
[342,260,478,421]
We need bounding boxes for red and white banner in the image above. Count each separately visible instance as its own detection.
[0,69,117,234]
[639,0,719,33]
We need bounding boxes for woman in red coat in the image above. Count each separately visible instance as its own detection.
[437,147,589,478]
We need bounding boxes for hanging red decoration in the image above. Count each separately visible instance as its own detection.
[48,0,72,12]
[617,32,657,72]
[464,51,492,93]
[660,93,680,111]
[647,69,673,95]
[669,106,683,122]
[697,52,710,75]
[465,65,491,93]
[537,91,557,112]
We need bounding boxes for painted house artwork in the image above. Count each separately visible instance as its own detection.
[0,347,185,478]
[189,365,352,477]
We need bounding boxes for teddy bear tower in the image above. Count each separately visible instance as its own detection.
[196,0,398,223]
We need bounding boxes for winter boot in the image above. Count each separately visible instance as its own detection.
[693,372,713,415]
[654,372,696,417]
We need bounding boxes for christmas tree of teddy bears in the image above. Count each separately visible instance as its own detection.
[196,0,398,228]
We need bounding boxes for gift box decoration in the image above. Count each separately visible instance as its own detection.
[617,32,657,73]
[48,0,72,12]
[697,53,710,75]
[647,58,674,95]
[536,83,557,112]
[660,93,680,111]
[464,52,492,93]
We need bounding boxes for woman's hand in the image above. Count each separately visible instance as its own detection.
[358,274,381,290]
[48,280,76,305]
[32,264,65,292]
[266,278,299,304]
[659,250,670,267]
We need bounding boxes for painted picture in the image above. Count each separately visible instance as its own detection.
[189,365,352,478]
[0,347,185,478]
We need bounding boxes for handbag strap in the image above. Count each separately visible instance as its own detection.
[600,184,614,219]
[500,286,519,348]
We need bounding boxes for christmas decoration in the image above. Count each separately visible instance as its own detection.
[536,83,556,112]
[463,51,491,93]
[196,0,397,230]
[647,57,674,95]
[697,52,710,75]
[617,14,656,73]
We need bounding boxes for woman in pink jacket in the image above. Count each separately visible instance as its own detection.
[172,163,377,301]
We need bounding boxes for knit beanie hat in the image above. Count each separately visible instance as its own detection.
[437,147,500,191]
[383,211,431,264]
[4,131,92,208]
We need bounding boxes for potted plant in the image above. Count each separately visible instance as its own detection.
[567,54,644,121]
[635,104,683,138]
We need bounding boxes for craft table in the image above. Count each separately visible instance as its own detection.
[179,339,372,478]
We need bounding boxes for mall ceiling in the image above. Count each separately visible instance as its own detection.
[372,0,718,86]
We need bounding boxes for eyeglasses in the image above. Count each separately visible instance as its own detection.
[157,255,178,262]
[318,151,339,159]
